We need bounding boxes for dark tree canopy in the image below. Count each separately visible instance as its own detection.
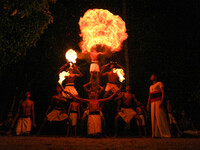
[0,0,54,71]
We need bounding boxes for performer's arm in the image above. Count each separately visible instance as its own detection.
[11,102,21,128]
[31,101,36,128]
[83,82,91,93]
[45,97,54,115]
[98,90,119,103]
[116,63,125,70]
[64,91,89,103]
[78,104,81,119]
[73,64,83,77]
[159,87,164,107]
[98,85,104,94]
[146,93,151,112]
[58,62,69,74]
[100,63,111,76]
[68,103,71,115]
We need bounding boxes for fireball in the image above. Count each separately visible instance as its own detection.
[79,9,128,52]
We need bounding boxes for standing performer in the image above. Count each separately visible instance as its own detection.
[87,46,106,84]
[65,90,119,137]
[146,74,171,138]
[100,62,124,97]
[12,91,36,135]
[114,85,142,137]
[68,99,80,137]
[58,62,83,98]
[100,62,124,136]
[136,101,148,136]
[82,81,106,136]
[37,86,71,135]
[166,99,181,136]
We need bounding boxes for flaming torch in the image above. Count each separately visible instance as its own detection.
[113,68,125,83]
[65,49,77,67]
[58,71,69,90]
[79,9,128,52]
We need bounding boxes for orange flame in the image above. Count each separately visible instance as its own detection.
[65,49,77,63]
[79,9,128,52]
[113,68,125,82]
[58,71,69,85]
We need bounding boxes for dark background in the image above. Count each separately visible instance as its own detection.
[0,0,199,128]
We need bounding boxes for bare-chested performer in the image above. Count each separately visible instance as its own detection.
[135,101,148,136]
[58,62,83,98]
[87,46,106,84]
[12,91,36,135]
[100,62,124,97]
[65,90,119,137]
[114,85,142,137]
[82,81,107,136]
[68,99,80,137]
[37,86,71,135]
[146,74,171,138]
[166,99,182,136]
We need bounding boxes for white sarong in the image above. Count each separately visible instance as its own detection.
[69,112,78,126]
[90,62,100,72]
[63,83,78,98]
[105,83,119,92]
[87,112,102,135]
[16,117,31,135]
[151,101,171,138]
[118,108,137,124]
[47,109,68,122]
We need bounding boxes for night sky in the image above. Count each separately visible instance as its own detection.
[0,0,199,125]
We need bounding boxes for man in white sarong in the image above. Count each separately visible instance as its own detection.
[65,89,119,137]
[12,91,36,135]
[147,74,171,138]
[114,85,142,136]
[58,62,83,98]
[101,62,124,96]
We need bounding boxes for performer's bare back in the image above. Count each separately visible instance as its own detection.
[107,71,119,83]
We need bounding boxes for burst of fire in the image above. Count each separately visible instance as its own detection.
[113,68,125,82]
[58,71,69,85]
[65,49,77,63]
[79,9,128,52]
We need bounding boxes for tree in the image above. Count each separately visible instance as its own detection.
[0,0,54,72]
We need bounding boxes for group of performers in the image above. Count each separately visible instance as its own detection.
[2,50,198,138]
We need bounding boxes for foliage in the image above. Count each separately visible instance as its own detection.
[0,0,54,71]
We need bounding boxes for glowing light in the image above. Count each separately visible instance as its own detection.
[58,71,69,85]
[65,49,77,63]
[113,68,125,82]
[79,9,128,52]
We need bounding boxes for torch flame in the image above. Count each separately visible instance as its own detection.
[113,68,125,83]
[58,71,70,85]
[65,49,77,63]
[79,9,128,52]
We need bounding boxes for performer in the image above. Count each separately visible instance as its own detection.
[58,62,83,98]
[114,85,142,137]
[12,91,36,135]
[0,112,13,135]
[64,90,119,137]
[166,99,182,136]
[68,99,80,137]
[146,74,171,138]
[83,81,104,98]
[82,81,107,136]
[100,62,124,97]
[136,101,148,136]
[87,46,106,84]
[37,86,71,135]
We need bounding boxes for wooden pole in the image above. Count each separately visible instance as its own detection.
[122,0,130,85]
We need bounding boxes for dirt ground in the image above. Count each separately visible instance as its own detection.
[0,136,200,150]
